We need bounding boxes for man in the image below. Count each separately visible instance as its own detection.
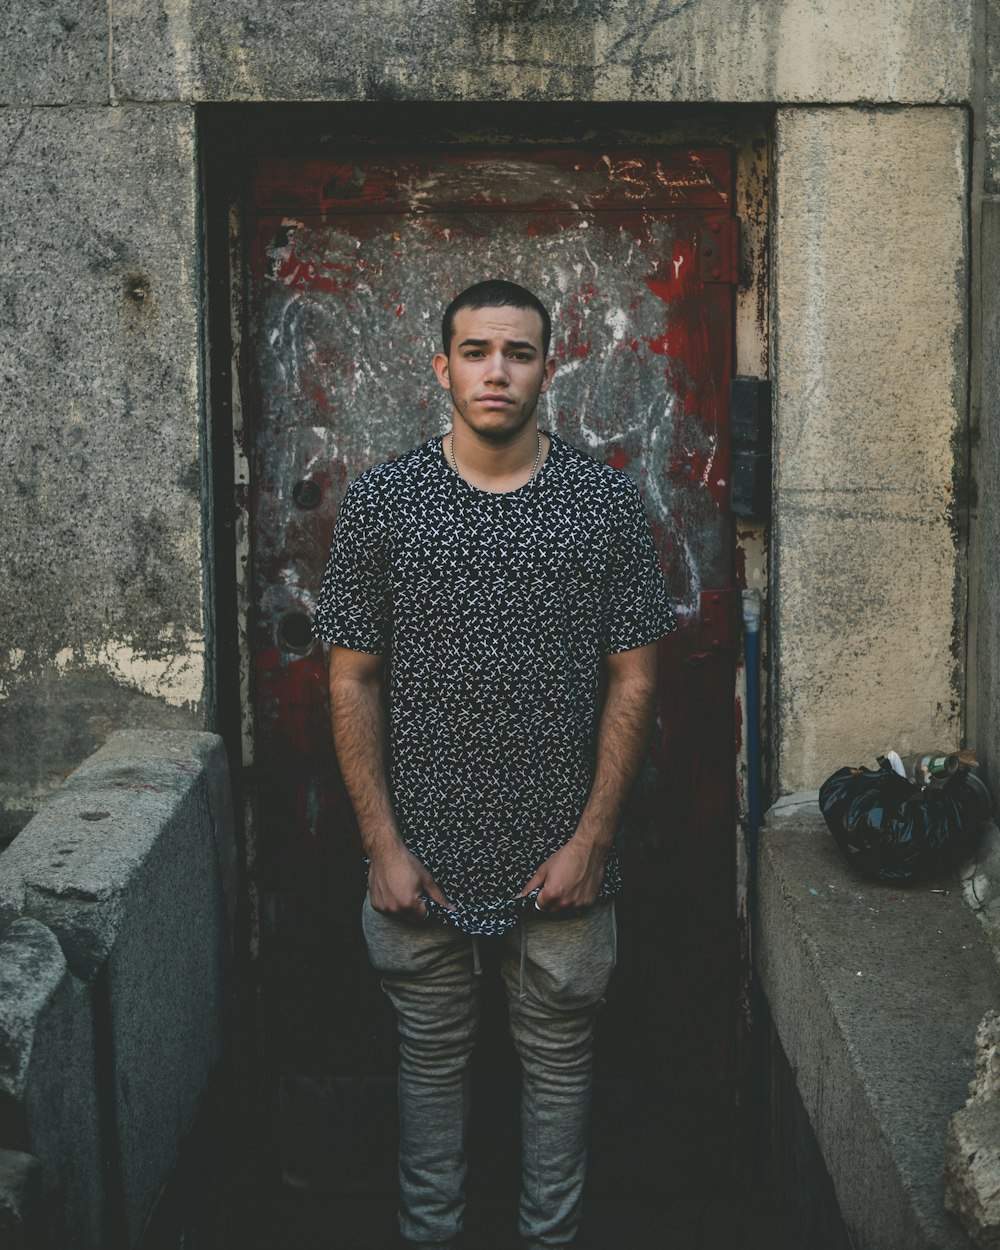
[314,279,675,1250]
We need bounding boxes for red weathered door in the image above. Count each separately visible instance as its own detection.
[242,145,737,1227]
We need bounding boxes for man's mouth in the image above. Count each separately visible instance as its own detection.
[477,394,514,406]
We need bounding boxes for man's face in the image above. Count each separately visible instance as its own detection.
[433,305,556,443]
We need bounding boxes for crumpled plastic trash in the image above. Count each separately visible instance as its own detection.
[818,756,993,884]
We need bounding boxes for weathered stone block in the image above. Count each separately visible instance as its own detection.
[776,505,961,778]
[946,1096,1000,1248]
[772,107,967,792]
[987,0,1000,195]
[0,0,108,106]
[976,201,1000,829]
[970,1011,1000,1101]
[0,730,235,1247]
[0,1149,43,1250]
[961,824,1000,975]
[0,105,204,834]
[0,731,236,974]
[944,1012,1000,1248]
[0,918,102,1249]
[109,0,972,105]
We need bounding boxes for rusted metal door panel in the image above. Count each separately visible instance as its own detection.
[243,145,737,1191]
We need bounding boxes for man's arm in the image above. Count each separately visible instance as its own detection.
[328,645,450,919]
[517,641,658,912]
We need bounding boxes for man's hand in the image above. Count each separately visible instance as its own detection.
[517,642,658,915]
[516,833,607,914]
[368,840,452,921]
[329,645,452,922]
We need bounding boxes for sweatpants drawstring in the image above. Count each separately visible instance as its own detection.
[472,935,482,977]
[518,922,528,1002]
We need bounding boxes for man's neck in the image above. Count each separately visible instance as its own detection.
[449,419,548,494]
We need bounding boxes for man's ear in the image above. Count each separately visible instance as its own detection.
[539,355,557,394]
[432,352,451,391]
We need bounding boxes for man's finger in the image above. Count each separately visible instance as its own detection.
[516,872,545,899]
[422,877,454,910]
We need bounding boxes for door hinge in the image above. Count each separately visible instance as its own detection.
[699,215,740,284]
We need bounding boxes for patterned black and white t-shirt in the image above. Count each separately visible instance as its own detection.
[313,432,676,934]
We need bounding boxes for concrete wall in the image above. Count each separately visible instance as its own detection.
[0,730,236,1250]
[977,1,1000,821]
[1,0,972,105]
[977,199,1000,833]
[0,0,977,824]
[772,107,968,791]
[109,0,969,105]
[0,105,206,838]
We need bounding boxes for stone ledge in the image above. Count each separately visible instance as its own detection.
[0,1148,42,1250]
[755,793,1000,1250]
[0,729,236,1249]
[0,918,68,1112]
[0,729,235,980]
[0,918,102,1247]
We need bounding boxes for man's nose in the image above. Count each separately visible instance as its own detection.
[484,352,510,383]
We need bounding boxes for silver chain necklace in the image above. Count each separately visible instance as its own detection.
[448,430,543,485]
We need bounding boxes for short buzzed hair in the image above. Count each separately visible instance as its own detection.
[442,280,552,357]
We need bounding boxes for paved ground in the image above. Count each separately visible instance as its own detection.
[137,1022,778,1250]
[270,1188,776,1249]
[136,1077,777,1250]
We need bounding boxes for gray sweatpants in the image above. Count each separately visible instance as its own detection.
[362,896,618,1249]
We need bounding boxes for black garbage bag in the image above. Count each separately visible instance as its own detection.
[818,757,993,884]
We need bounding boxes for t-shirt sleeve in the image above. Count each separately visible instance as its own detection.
[312,478,388,654]
[602,480,677,654]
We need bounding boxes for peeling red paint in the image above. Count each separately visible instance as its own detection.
[251,149,735,219]
[309,385,330,414]
[645,239,698,306]
[247,141,737,905]
[267,234,350,296]
[557,285,600,363]
[645,333,670,356]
